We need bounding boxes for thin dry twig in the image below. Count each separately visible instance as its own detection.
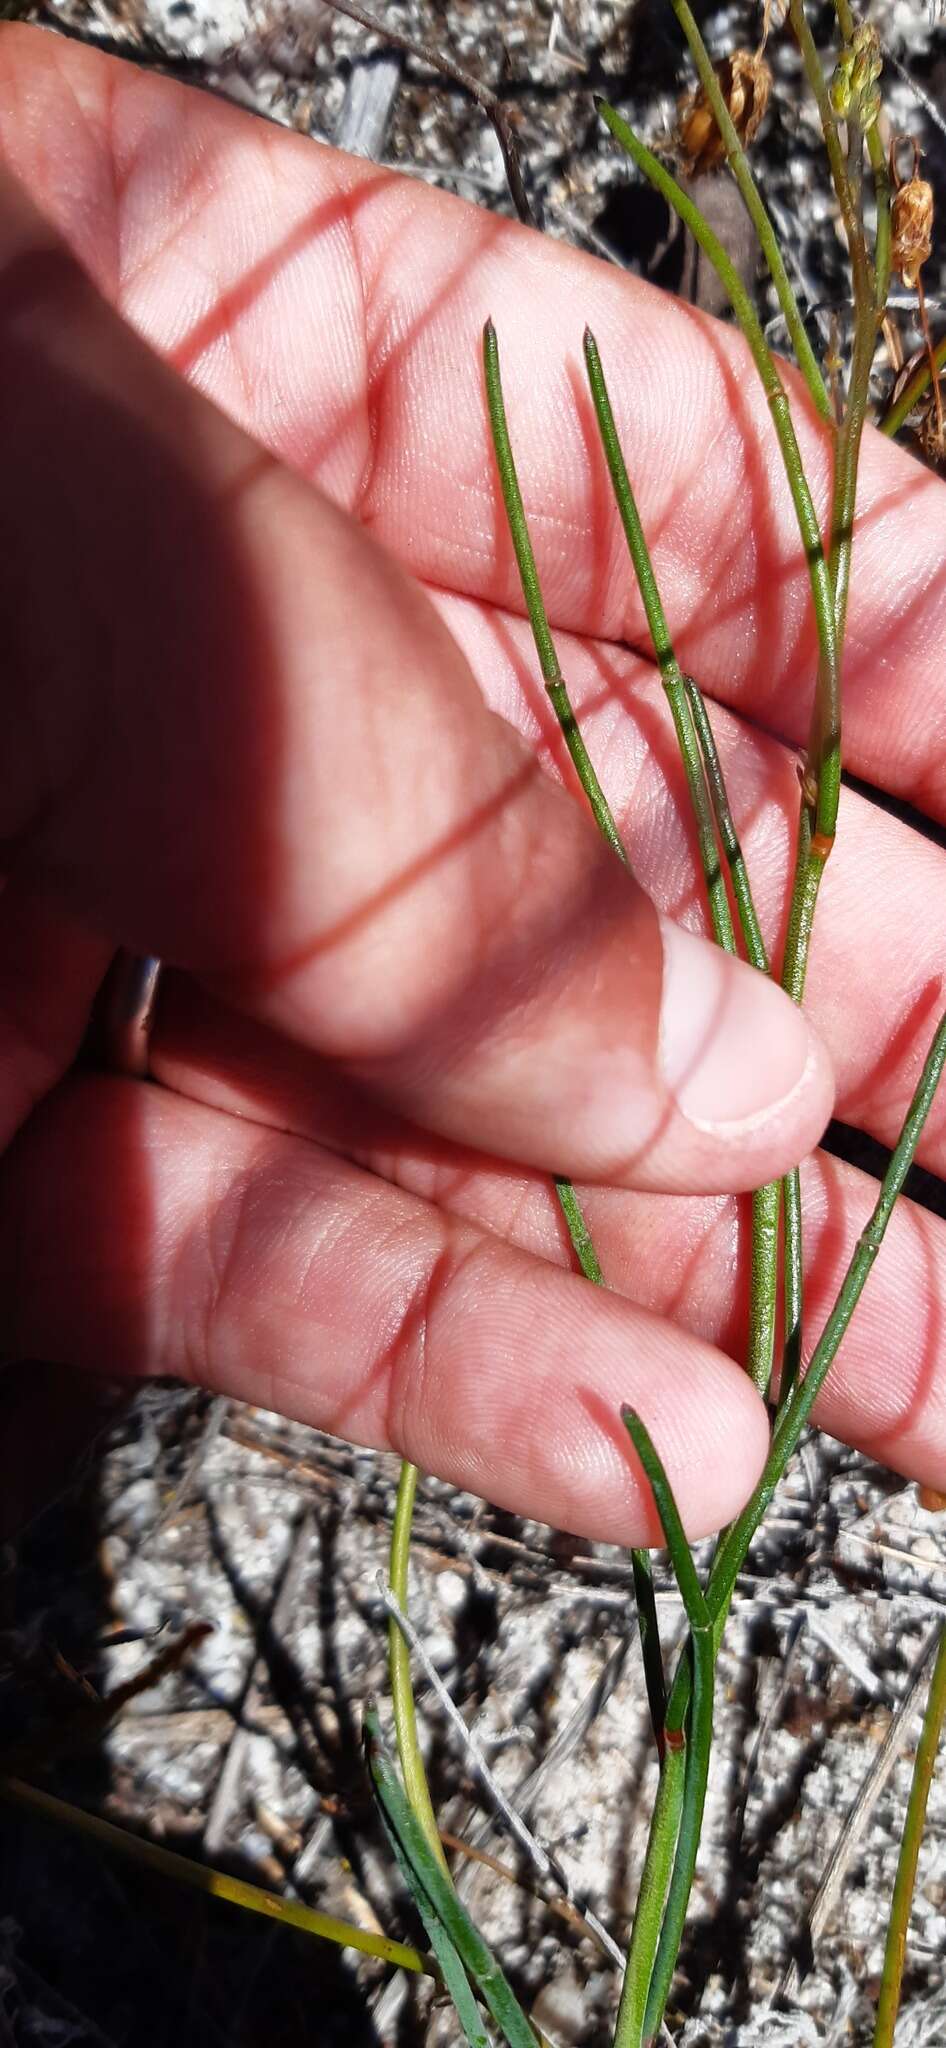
[204,1511,313,1860]
[149,1398,227,1543]
[321,0,535,224]
[381,1578,624,1969]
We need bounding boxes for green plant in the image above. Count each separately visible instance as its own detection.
[370,9,946,2045]
[9,7,945,2040]
[874,1625,946,2046]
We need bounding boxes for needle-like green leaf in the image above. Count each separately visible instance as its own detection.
[365,1707,539,2048]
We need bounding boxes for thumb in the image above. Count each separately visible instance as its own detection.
[0,163,832,1194]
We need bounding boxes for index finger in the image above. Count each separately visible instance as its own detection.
[2,28,943,815]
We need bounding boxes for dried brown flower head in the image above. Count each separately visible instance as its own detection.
[891,149,934,290]
[677,49,772,178]
[888,145,943,460]
[915,397,946,467]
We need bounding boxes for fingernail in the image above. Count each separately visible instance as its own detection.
[658,916,817,1131]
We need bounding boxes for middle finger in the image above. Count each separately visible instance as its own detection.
[432,589,946,1174]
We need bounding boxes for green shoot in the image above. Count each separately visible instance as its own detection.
[874,1626,946,2047]
[482,316,626,865]
[582,329,785,1397]
[669,0,831,421]
[483,315,669,1764]
[365,1707,539,2048]
[388,1459,450,1874]
[620,1414,715,2043]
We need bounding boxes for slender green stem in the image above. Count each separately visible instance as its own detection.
[642,1629,713,2045]
[880,330,946,439]
[554,1176,603,1283]
[683,675,782,1398]
[554,1189,667,1757]
[596,102,839,853]
[780,1163,805,1406]
[366,1708,539,2047]
[376,1786,489,2045]
[611,1743,686,2048]
[649,1001,946,1956]
[621,1412,710,1634]
[826,145,877,657]
[669,0,830,419]
[594,55,906,2033]
[783,13,880,1018]
[789,0,875,744]
[777,11,880,1397]
[781,802,819,1007]
[779,797,815,1394]
[867,124,892,313]
[613,1414,706,2048]
[483,317,626,865]
[631,1549,668,1761]
[484,319,669,1767]
[588,336,784,1398]
[790,0,874,322]
[619,1413,714,2045]
[744,1181,781,1401]
[389,1461,451,1877]
[710,1007,946,1622]
[2,1774,431,1974]
[582,331,734,958]
[681,679,766,972]
[582,345,792,2024]
[874,1627,946,2048]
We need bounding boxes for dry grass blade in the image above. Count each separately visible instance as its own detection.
[1,1774,431,1974]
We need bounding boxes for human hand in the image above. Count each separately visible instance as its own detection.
[0,27,943,1545]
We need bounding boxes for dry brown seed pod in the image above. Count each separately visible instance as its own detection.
[891,140,934,290]
[892,176,934,288]
[916,393,946,466]
[677,49,772,178]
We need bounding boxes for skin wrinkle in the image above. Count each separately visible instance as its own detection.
[294,1174,401,1327]
[119,152,212,302]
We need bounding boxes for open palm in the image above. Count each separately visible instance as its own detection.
[1,24,944,1543]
